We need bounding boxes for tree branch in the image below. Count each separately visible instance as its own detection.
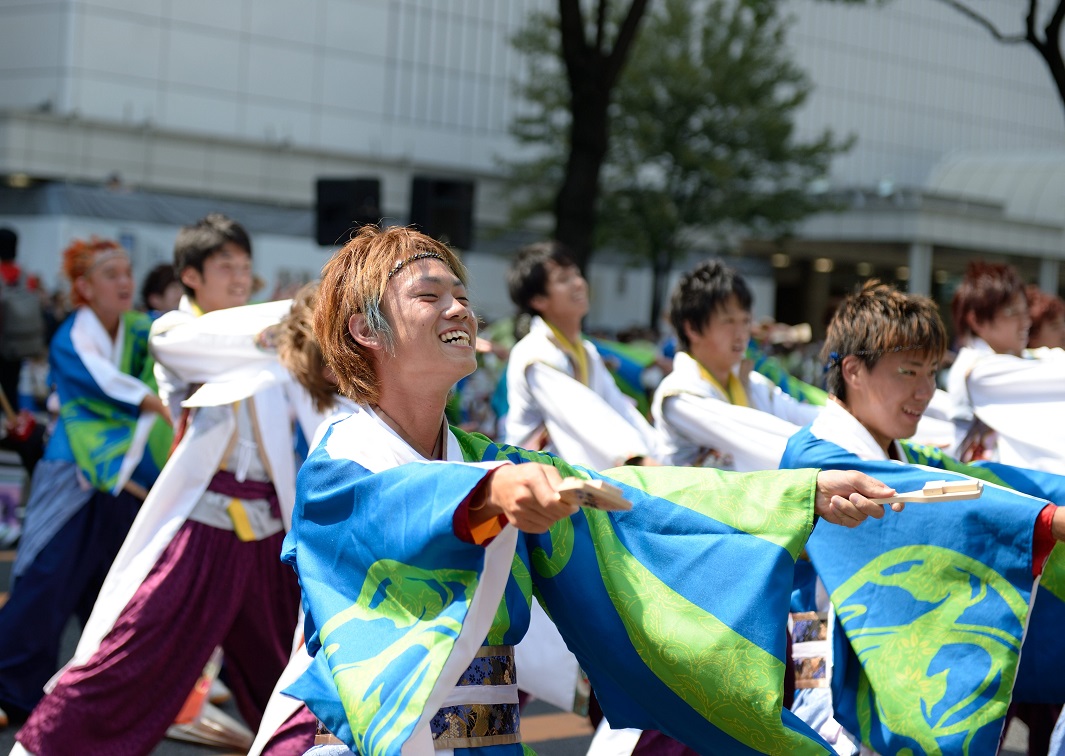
[931,0,1028,43]
[604,0,651,86]
[558,0,589,83]
[1045,0,1065,49]
[1027,0,1046,53]
[596,0,608,55]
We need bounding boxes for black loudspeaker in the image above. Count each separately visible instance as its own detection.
[315,178,381,246]
[409,177,475,249]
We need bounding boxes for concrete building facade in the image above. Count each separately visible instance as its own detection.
[0,0,1063,329]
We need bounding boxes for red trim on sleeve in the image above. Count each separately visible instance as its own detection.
[1033,504,1057,578]
[453,471,506,546]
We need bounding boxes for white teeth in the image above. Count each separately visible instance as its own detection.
[440,331,469,345]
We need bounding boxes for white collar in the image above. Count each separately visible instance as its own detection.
[178,294,197,315]
[809,398,904,461]
[669,351,726,395]
[74,306,125,364]
[325,404,462,473]
[964,337,995,355]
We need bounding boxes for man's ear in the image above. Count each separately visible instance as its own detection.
[682,319,702,346]
[349,313,383,350]
[840,354,863,390]
[179,266,200,292]
[528,293,547,316]
[72,276,92,304]
[965,310,984,338]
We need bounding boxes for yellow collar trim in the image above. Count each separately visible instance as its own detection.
[698,362,748,407]
[545,321,589,386]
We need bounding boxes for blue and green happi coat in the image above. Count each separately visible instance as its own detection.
[902,442,1065,705]
[783,428,1054,755]
[282,411,838,755]
[46,309,172,493]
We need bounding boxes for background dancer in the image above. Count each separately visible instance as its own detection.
[654,259,819,471]
[0,238,171,730]
[504,241,659,470]
[785,281,1065,755]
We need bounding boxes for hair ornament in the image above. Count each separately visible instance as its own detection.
[387,251,450,280]
[823,344,926,373]
[823,351,842,374]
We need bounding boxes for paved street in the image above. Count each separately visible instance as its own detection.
[0,549,1030,754]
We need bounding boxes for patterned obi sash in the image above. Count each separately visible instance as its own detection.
[206,469,280,519]
[430,644,520,749]
[315,644,520,750]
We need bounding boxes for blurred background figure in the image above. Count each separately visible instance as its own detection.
[0,236,171,731]
[1026,284,1065,351]
[0,227,48,490]
[139,262,183,319]
[0,227,45,409]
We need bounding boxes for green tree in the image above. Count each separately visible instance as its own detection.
[508,0,851,326]
[509,0,650,272]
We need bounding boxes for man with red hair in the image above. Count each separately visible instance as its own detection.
[0,238,171,729]
[948,261,1065,469]
[1026,284,1065,351]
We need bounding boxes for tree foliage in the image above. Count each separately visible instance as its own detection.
[508,0,851,325]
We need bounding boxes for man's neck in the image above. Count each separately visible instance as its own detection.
[89,306,121,340]
[691,352,733,389]
[544,315,581,346]
[706,364,731,388]
[829,396,894,456]
[375,386,448,460]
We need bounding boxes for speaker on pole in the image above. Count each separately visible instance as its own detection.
[315,178,381,247]
[409,177,475,249]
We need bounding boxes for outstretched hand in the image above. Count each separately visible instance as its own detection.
[140,393,173,427]
[479,463,579,534]
[815,470,900,528]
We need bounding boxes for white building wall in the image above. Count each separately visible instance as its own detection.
[3,0,1061,196]
[788,0,1065,188]
[0,0,545,176]
[1,0,1063,321]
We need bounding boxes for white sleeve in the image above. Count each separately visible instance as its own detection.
[967,353,1065,406]
[662,393,798,471]
[967,354,1065,440]
[150,300,291,385]
[592,359,658,439]
[68,322,151,409]
[526,363,655,471]
[761,384,821,427]
[154,361,185,419]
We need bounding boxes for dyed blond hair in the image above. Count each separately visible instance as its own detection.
[62,237,126,307]
[313,225,466,404]
[822,280,946,402]
[277,282,336,414]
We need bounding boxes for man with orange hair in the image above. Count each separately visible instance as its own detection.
[0,238,172,729]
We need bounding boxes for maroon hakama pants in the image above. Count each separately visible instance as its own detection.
[260,704,317,756]
[17,520,300,756]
